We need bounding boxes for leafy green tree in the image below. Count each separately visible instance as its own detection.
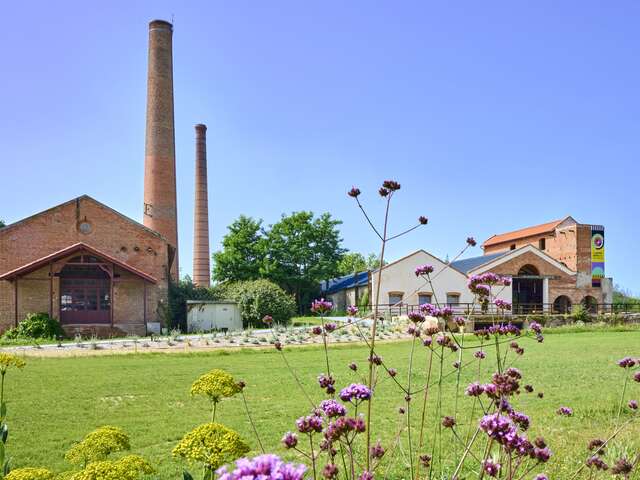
[212,216,265,283]
[262,211,345,309]
[0,220,5,228]
[337,252,386,275]
[337,253,368,275]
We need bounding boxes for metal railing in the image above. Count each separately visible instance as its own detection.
[355,303,640,317]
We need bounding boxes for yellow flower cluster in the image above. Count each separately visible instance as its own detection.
[4,468,55,480]
[190,369,241,403]
[0,353,26,374]
[68,455,154,480]
[64,426,130,465]
[172,422,249,470]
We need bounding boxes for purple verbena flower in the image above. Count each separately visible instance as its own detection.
[216,454,307,480]
[628,399,638,410]
[418,216,428,225]
[348,187,361,198]
[494,299,512,311]
[311,298,333,315]
[370,440,385,459]
[466,237,477,247]
[262,315,273,324]
[346,305,359,316]
[482,459,501,477]
[415,265,434,276]
[339,383,372,403]
[557,406,573,417]
[319,399,347,418]
[408,311,425,323]
[282,431,298,448]
[465,382,484,397]
[296,414,324,434]
[324,322,337,333]
[617,357,636,368]
[474,350,486,360]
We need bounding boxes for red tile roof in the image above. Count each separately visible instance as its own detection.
[482,219,564,248]
[0,242,157,283]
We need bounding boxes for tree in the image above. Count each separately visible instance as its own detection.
[212,216,265,283]
[0,220,5,228]
[262,211,345,309]
[337,252,386,276]
[337,253,368,275]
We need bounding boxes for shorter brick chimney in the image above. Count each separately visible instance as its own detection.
[192,124,210,287]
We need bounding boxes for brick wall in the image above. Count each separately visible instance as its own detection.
[0,196,170,332]
[484,250,604,306]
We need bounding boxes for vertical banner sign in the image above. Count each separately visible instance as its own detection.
[591,225,605,287]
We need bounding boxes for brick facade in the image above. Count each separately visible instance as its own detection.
[0,196,172,335]
[484,250,604,307]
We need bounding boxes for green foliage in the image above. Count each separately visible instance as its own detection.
[163,278,223,332]
[64,426,130,467]
[337,253,368,275]
[570,304,590,323]
[612,284,640,306]
[212,216,265,283]
[262,211,345,308]
[172,423,249,473]
[358,289,370,310]
[0,220,5,229]
[212,212,345,311]
[221,280,296,327]
[2,313,64,340]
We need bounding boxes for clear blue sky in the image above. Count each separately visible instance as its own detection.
[1,2,639,294]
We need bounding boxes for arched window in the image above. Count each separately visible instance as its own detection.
[581,295,598,314]
[553,295,572,314]
[518,264,540,276]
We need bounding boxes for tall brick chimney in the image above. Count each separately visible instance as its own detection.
[192,124,211,287]
[143,19,179,279]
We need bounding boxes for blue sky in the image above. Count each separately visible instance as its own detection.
[1,2,639,293]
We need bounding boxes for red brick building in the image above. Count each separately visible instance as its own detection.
[0,196,174,336]
[452,216,612,313]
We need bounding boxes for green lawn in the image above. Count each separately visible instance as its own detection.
[5,330,640,478]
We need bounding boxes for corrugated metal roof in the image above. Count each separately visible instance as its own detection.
[450,252,507,274]
[320,271,369,294]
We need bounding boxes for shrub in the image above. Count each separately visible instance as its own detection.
[570,304,590,323]
[220,280,296,327]
[163,278,224,331]
[2,313,64,340]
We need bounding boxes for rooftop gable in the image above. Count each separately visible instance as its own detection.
[468,244,576,276]
[0,195,168,243]
[482,216,577,248]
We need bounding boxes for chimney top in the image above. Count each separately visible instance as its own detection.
[195,124,207,132]
[149,19,173,31]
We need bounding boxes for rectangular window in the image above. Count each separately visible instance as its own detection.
[446,293,460,305]
[539,238,546,250]
[418,293,432,305]
[510,244,516,250]
[388,293,403,306]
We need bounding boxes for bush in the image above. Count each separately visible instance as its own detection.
[570,304,590,323]
[2,313,64,340]
[163,278,223,331]
[220,279,296,327]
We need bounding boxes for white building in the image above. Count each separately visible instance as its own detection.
[369,250,511,312]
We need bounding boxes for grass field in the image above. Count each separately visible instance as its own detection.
[5,330,640,478]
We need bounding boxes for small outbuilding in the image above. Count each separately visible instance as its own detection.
[186,300,242,332]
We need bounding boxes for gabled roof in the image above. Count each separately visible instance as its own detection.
[321,271,368,295]
[0,195,168,243]
[482,216,576,248]
[0,242,157,283]
[450,251,507,274]
[468,244,576,276]
[371,249,468,277]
